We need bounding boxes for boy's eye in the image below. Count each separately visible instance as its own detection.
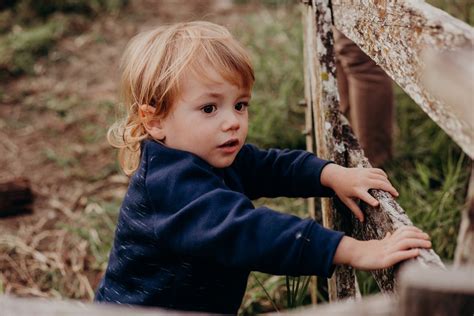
[235,102,249,112]
[201,104,217,114]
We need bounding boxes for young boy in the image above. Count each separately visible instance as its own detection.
[95,21,431,313]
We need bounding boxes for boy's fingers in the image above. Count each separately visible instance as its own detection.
[372,168,388,178]
[359,191,379,207]
[399,225,424,234]
[387,249,420,265]
[392,226,422,238]
[369,174,391,182]
[370,180,399,197]
[395,230,430,242]
[343,198,365,222]
[395,239,432,251]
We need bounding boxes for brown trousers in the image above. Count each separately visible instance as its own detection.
[334,30,394,167]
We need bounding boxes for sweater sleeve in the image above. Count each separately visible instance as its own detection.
[231,144,335,200]
[144,147,344,277]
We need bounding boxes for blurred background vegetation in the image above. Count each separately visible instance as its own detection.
[0,0,127,77]
[0,0,472,314]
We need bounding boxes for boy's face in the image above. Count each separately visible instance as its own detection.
[158,68,251,168]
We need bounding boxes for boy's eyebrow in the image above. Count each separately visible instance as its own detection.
[198,92,252,99]
[201,92,223,99]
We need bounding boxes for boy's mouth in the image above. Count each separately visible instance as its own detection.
[218,138,239,148]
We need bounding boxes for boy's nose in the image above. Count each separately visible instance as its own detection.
[221,111,240,131]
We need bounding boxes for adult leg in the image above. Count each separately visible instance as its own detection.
[334,30,394,167]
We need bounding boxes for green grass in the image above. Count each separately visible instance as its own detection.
[0,18,66,75]
[0,0,128,77]
[429,0,473,24]
[235,5,306,150]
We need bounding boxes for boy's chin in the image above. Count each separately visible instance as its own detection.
[208,156,237,169]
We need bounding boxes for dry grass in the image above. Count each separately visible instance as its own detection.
[0,175,128,299]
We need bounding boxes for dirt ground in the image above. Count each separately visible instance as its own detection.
[0,0,263,299]
[0,0,254,231]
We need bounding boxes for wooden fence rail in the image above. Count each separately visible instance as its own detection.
[290,264,474,316]
[332,0,474,159]
[302,0,473,303]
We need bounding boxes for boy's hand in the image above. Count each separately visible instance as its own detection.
[333,226,432,270]
[320,164,399,222]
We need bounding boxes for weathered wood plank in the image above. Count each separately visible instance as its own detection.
[302,1,357,301]
[422,48,473,143]
[332,0,474,159]
[302,0,445,295]
[398,263,474,316]
[0,295,206,316]
[285,294,394,316]
[284,264,474,316]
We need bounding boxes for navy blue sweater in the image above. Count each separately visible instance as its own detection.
[95,140,344,313]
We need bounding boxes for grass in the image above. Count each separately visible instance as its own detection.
[0,18,66,76]
[60,198,120,271]
[429,0,473,24]
[236,4,306,150]
[0,0,128,77]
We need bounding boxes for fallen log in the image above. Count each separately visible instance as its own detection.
[0,177,34,217]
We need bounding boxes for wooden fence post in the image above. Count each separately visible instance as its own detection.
[301,0,446,298]
[302,0,357,301]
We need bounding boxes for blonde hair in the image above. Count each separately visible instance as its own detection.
[108,21,255,175]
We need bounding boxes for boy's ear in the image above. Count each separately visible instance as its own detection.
[139,104,166,141]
